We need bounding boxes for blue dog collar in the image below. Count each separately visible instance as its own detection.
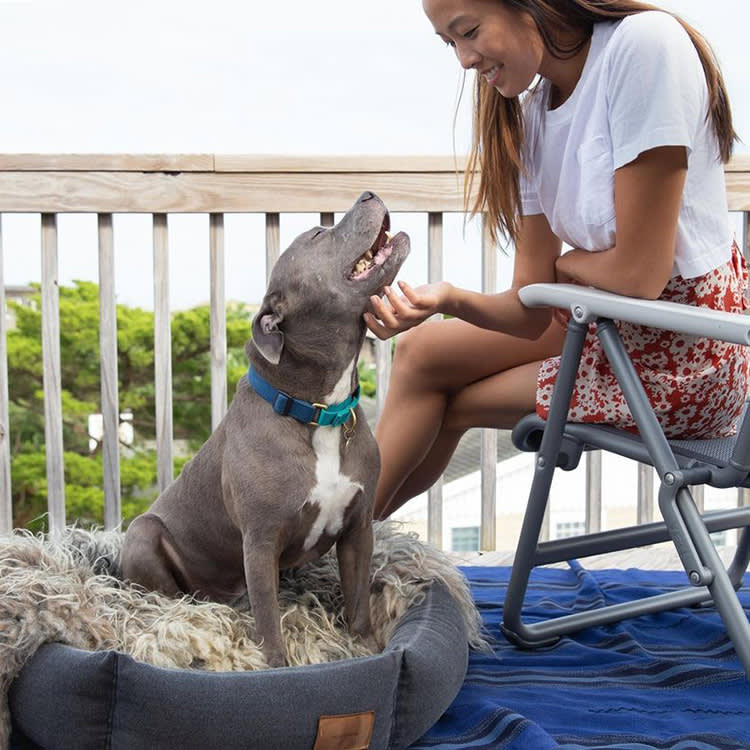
[248,366,360,428]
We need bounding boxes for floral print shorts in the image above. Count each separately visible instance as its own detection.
[536,241,750,439]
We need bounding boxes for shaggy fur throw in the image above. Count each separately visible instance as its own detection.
[0,522,484,747]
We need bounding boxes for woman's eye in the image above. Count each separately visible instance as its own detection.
[463,26,479,39]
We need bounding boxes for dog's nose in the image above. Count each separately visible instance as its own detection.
[359,191,376,202]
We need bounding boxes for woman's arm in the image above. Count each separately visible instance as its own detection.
[364,212,562,340]
[555,145,688,299]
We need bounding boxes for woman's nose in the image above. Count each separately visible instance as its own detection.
[455,43,480,71]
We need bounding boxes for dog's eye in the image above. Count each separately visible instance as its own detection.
[311,229,324,239]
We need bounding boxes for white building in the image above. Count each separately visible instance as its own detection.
[390,428,740,553]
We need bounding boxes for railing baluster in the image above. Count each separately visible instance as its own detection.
[41,214,66,533]
[585,450,602,533]
[375,340,391,423]
[0,215,11,534]
[690,484,705,513]
[210,214,227,430]
[153,214,173,492]
[427,212,444,548]
[98,214,121,529]
[480,216,497,551]
[320,212,334,228]
[266,213,280,283]
[637,463,654,524]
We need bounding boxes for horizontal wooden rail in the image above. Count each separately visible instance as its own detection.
[0,153,748,550]
[0,154,747,213]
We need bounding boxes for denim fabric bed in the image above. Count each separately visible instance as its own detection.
[413,563,750,750]
[9,582,467,750]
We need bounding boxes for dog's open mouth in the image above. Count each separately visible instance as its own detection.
[348,215,394,281]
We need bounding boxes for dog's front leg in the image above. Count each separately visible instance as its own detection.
[337,522,377,650]
[243,541,287,668]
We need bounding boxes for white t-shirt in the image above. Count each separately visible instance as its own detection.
[520,11,731,279]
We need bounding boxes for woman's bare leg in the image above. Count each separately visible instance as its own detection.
[377,360,544,517]
[374,318,565,519]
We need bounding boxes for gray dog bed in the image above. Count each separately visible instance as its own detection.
[3,524,482,750]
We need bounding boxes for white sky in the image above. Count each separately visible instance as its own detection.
[2,0,749,309]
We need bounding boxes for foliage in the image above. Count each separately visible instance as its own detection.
[6,282,384,532]
[7,282,252,529]
[358,361,377,398]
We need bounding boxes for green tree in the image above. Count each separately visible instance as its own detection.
[7,282,252,531]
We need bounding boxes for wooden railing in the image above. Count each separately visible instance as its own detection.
[1,154,749,547]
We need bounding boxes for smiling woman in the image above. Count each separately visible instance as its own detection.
[370,0,750,521]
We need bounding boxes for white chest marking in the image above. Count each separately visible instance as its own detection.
[303,358,363,551]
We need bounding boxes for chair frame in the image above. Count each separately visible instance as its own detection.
[502,283,750,678]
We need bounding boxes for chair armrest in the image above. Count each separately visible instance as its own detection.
[519,283,750,346]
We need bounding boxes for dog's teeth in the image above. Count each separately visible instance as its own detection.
[385,232,392,241]
[364,250,373,260]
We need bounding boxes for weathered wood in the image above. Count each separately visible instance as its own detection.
[637,463,654,524]
[724,154,750,172]
[427,212,444,549]
[41,214,66,534]
[0,154,214,171]
[0,151,745,175]
[374,339,391,425]
[265,213,280,282]
[153,214,173,492]
[0,160,747,213]
[210,214,227,431]
[480,215,497,552]
[0,172,471,214]
[98,214,122,529]
[725,172,750,211]
[0,217,11,534]
[690,484,705,513]
[214,154,470,173]
[585,451,603,534]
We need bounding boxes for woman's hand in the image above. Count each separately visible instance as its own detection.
[363,280,454,340]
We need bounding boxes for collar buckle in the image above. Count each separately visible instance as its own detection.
[311,402,328,425]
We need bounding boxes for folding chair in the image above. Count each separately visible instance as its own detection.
[502,283,750,678]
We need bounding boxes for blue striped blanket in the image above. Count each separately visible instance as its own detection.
[412,563,750,749]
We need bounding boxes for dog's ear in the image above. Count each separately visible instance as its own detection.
[251,304,285,364]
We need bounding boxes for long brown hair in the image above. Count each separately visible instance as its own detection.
[464,0,738,247]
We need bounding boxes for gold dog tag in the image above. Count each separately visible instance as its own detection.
[343,408,357,451]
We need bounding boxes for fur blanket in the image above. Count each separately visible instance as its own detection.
[0,522,483,747]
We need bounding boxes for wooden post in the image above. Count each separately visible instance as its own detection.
[41,214,66,533]
[98,214,121,529]
[153,214,173,492]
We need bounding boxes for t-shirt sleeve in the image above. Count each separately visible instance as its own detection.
[520,166,542,216]
[520,89,544,216]
[605,12,708,170]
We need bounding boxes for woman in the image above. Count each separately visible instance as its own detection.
[367,0,749,520]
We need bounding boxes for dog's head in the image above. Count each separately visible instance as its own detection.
[251,192,410,366]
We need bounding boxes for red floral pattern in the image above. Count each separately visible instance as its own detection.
[536,241,750,438]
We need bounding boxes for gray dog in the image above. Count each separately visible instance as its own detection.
[120,192,410,667]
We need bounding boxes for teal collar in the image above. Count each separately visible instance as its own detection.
[248,366,360,428]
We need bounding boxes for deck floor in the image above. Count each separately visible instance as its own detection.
[449,543,740,571]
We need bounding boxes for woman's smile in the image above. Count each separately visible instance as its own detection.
[481,64,503,87]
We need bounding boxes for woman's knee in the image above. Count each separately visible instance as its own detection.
[390,323,444,380]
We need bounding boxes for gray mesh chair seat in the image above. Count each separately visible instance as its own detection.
[503,283,750,677]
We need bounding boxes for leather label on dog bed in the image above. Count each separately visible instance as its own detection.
[313,711,375,750]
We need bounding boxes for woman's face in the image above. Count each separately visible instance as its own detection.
[423,0,546,97]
